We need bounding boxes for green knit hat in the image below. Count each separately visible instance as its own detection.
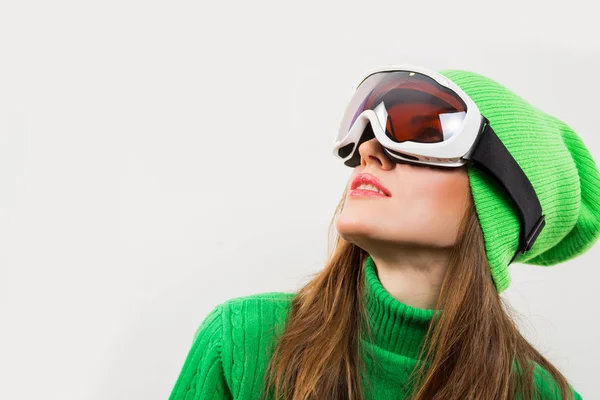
[438,69,600,293]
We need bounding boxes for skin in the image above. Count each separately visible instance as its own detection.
[336,138,473,310]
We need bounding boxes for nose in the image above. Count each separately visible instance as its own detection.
[358,138,395,170]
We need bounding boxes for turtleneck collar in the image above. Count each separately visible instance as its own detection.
[362,254,437,359]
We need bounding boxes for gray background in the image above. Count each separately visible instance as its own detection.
[0,0,598,399]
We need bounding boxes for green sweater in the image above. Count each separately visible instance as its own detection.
[168,256,582,399]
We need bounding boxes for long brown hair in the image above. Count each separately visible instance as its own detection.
[261,184,574,400]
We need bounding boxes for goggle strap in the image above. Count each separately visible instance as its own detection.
[468,119,546,264]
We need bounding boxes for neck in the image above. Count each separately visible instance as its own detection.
[367,244,451,310]
[362,255,436,359]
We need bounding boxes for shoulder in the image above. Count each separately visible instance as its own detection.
[195,291,296,398]
[222,291,297,307]
[219,291,296,339]
[194,291,296,342]
[531,363,583,400]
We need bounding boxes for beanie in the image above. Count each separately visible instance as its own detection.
[438,69,600,293]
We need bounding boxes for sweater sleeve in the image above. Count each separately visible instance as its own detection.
[169,304,233,400]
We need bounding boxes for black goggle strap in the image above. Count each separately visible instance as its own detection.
[467,117,546,264]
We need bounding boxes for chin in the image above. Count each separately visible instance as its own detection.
[336,215,381,243]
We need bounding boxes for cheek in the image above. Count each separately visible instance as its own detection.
[428,175,469,209]
[389,169,471,244]
[411,171,471,237]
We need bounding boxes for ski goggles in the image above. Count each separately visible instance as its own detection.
[332,65,545,263]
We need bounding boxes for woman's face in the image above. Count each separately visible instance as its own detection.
[336,138,473,250]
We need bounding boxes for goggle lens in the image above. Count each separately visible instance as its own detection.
[338,71,468,145]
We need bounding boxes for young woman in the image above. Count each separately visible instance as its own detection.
[168,66,599,400]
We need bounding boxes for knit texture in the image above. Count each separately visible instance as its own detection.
[168,256,582,399]
[438,70,600,292]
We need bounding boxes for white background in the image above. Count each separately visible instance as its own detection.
[1,1,599,399]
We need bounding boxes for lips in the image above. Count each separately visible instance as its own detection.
[350,173,392,197]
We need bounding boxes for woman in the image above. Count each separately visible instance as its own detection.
[168,66,599,399]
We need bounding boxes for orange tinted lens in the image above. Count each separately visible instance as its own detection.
[356,71,467,143]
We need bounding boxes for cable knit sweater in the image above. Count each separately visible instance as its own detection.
[168,256,582,399]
